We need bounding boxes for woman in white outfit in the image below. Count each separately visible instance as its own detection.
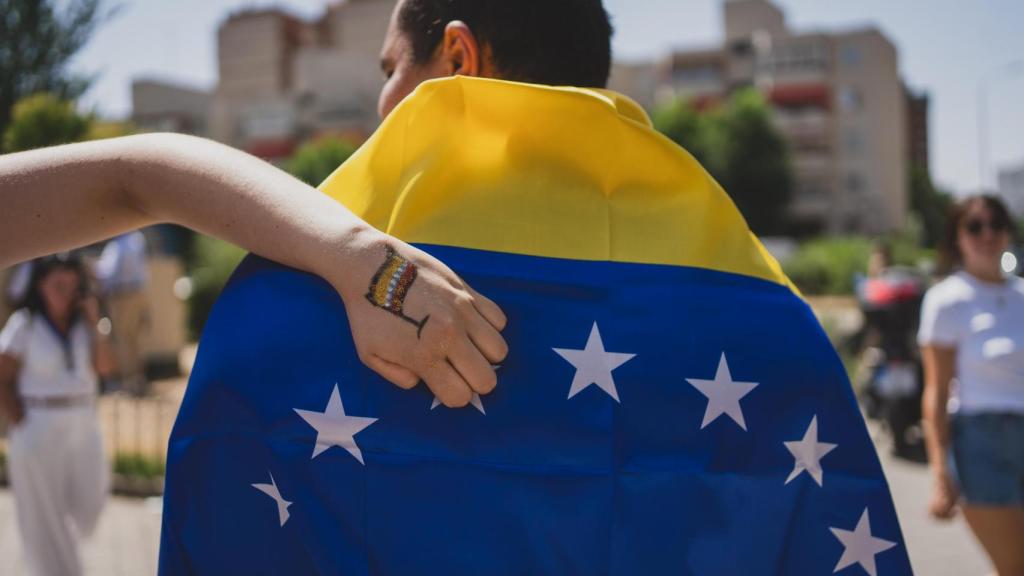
[0,253,116,576]
[918,195,1024,576]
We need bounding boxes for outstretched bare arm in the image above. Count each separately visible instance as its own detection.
[0,133,507,406]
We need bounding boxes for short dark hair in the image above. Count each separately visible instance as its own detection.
[397,0,614,88]
[938,194,1017,275]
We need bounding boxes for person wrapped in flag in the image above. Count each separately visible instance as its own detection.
[160,1,914,574]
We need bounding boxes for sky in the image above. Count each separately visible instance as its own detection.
[70,0,1024,195]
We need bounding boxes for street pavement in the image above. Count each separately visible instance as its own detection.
[882,449,992,575]
[0,490,162,576]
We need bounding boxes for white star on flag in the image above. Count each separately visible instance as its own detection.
[784,415,837,486]
[294,384,377,464]
[251,472,292,527]
[431,393,486,414]
[830,508,898,576]
[685,352,759,430]
[553,322,636,402]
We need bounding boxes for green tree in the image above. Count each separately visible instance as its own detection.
[2,93,92,152]
[87,119,135,141]
[653,89,793,235]
[286,136,359,187]
[0,0,105,138]
[717,89,793,236]
[186,236,246,339]
[652,98,722,171]
[908,164,953,248]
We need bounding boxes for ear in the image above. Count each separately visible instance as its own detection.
[440,21,483,77]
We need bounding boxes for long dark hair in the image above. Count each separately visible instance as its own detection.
[17,253,90,323]
[937,194,1016,276]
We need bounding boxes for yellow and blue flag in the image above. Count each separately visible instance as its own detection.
[160,77,912,575]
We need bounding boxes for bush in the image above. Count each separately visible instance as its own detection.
[3,93,92,152]
[783,235,936,295]
[783,237,873,295]
[287,135,358,187]
[113,452,165,479]
[186,236,246,339]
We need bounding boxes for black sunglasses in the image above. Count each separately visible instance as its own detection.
[963,218,1008,237]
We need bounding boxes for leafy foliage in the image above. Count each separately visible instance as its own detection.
[286,136,358,187]
[653,89,793,235]
[0,0,105,138]
[186,236,246,340]
[87,119,136,141]
[908,164,953,248]
[783,237,874,295]
[783,234,935,295]
[2,92,92,151]
[113,452,165,479]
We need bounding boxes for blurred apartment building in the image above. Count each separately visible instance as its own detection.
[611,0,922,235]
[129,0,926,235]
[208,0,395,161]
[131,79,210,135]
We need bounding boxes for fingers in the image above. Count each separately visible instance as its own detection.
[466,285,507,331]
[363,353,420,390]
[423,360,475,408]
[465,310,508,365]
[448,334,498,396]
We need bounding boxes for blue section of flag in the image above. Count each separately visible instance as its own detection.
[159,245,913,575]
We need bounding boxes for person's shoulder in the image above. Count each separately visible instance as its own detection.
[0,308,34,354]
[926,272,975,303]
[3,308,32,331]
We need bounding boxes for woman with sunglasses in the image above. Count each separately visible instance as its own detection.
[0,253,116,576]
[918,195,1024,575]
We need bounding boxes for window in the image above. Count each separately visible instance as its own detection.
[839,45,862,68]
[673,65,721,84]
[768,40,828,73]
[839,87,862,112]
[846,173,865,195]
[844,129,864,153]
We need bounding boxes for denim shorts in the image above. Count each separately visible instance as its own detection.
[951,412,1024,506]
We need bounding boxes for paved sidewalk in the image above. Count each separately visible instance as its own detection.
[0,491,162,576]
[881,450,992,575]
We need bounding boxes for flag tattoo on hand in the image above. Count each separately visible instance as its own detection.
[365,247,430,337]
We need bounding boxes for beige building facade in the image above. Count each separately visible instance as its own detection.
[131,79,210,135]
[209,0,396,160]
[620,0,912,235]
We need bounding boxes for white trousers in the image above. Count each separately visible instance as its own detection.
[7,404,109,576]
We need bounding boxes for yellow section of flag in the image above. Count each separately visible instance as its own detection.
[320,76,794,291]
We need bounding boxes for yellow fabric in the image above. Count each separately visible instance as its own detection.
[319,76,795,292]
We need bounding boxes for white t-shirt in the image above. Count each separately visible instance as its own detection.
[0,309,98,399]
[918,271,1024,414]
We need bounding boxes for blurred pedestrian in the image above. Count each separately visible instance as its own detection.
[95,231,150,394]
[0,253,117,576]
[918,195,1024,575]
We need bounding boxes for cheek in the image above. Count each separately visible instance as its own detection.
[378,80,398,120]
[41,288,65,310]
[378,73,415,120]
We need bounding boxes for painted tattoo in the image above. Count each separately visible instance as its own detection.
[365,247,430,338]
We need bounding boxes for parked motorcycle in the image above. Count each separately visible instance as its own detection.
[855,266,926,460]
